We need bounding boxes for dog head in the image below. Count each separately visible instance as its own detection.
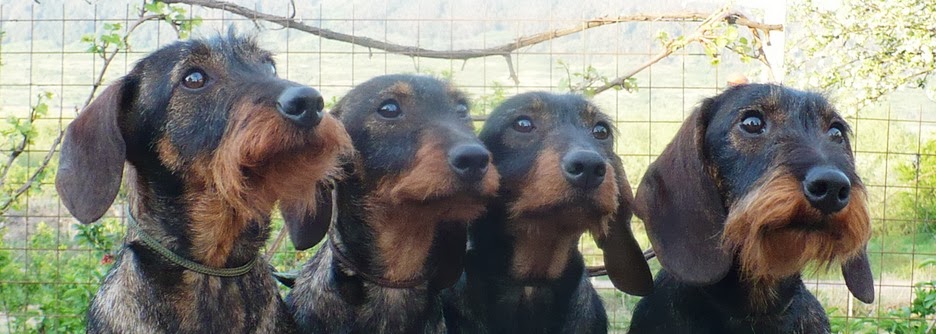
[56,33,351,265]
[634,83,873,303]
[284,74,499,287]
[480,92,652,295]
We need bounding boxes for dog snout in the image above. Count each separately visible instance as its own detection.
[447,144,490,181]
[277,86,325,128]
[561,150,606,190]
[802,166,851,214]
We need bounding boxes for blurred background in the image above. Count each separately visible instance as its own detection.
[0,0,933,332]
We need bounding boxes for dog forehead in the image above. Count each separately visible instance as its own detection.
[489,92,606,130]
[714,84,839,126]
[379,77,462,105]
[341,75,464,123]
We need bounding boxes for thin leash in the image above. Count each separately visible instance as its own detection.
[125,207,257,277]
[586,248,656,277]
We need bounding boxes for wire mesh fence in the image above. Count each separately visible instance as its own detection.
[0,0,933,333]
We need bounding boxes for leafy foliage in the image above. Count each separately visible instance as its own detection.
[657,22,760,66]
[556,59,638,98]
[80,1,203,58]
[788,0,936,108]
[0,220,121,333]
[143,1,204,39]
[80,23,125,57]
[0,92,55,213]
[476,81,509,115]
[892,140,936,235]
[829,259,936,334]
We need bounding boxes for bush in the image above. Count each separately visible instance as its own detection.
[0,219,121,333]
[829,259,936,334]
[893,139,936,235]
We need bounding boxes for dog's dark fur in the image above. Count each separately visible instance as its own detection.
[442,92,653,334]
[284,74,500,333]
[628,84,874,333]
[55,34,351,333]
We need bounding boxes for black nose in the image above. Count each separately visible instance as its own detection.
[277,86,324,128]
[802,166,851,214]
[447,144,490,181]
[561,150,606,190]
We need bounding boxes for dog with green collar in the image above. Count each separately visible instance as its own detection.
[55,33,352,333]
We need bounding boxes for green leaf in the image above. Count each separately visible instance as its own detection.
[725,25,738,41]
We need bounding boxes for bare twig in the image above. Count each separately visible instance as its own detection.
[265,224,289,259]
[82,14,163,109]
[0,131,63,212]
[593,50,674,95]
[0,130,28,188]
[0,12,167,214]
[592,7,779,95]
[163,0,779,86]
[0,92,57,192]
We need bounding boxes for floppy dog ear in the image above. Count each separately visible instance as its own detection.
[282,183,334,251]
[284,103,355,251]
[594,166,653,296]
[634,100,732,285]
[842,250,874,303]
[55,82,127,224]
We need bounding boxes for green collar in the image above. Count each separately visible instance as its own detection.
[125,208,257,277]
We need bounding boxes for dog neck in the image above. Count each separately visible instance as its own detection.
[470,204,589,284]
[507,217,582,281]
[699,263,804,316]
[125,168,269,272]
[331,183,471,287]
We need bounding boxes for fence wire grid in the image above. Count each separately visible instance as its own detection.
[0,0,934,333]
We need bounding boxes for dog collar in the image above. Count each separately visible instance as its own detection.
[328,233,426,289]
[325,185,427,289]
[125,208,258,277]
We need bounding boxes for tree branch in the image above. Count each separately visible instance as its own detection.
[163,0,780,85]
[0,130,62,212]
[593,7,779,95]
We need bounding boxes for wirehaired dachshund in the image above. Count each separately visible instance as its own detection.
[442,92,654,333]
[284,74,500,333]
[628,83,874,333]
[54,33,352,333]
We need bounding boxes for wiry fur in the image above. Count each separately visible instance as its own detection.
[442,92,652,334]
[629,84,873,333]
[722,171,871,286]
[286,74,498,333]
[55,34,351,333]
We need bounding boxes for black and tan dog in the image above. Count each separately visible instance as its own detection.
[628,83,874,333]
[55,34,351,333]
[442,92,653,333]
[284,74,500,333]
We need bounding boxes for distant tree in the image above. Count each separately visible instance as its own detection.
[787,0,936,107]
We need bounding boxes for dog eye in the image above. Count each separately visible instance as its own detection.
[455,103,470,119]
[739,113,765,134]
[512,116,535,133]
[592,122,611,140]
[828,123,845,143]
[266,62,276,76]
[182,69,208,90]
[377,100,402,119]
